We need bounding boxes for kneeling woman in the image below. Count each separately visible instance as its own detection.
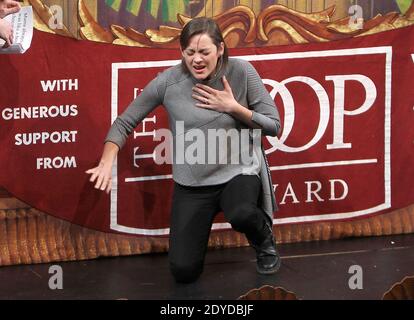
[87,17,282,283]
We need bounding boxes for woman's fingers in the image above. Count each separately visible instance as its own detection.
[99,176,112,193]
[192,86,213,99]
[192,93,209,104]
[195,83,215,94]
[222,76,232,93]
[195,103,213,109]
[95,174,104,190]
[105,179,112,194]
[86,166,112,192]
[86,167,99,182]
[86,167,102,186]
[101,176,111,191]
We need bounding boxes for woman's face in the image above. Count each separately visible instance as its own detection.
[182,33,224,80]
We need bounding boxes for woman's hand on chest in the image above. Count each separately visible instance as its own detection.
[192,76,239,114]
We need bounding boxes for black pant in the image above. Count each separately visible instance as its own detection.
[169,174,269,283]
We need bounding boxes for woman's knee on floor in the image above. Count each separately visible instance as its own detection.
[169,260,204,283]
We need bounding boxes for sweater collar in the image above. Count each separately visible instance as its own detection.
[182,62,227,86]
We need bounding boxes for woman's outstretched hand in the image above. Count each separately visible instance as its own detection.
[86,142,119,194]
[86,160,113,194]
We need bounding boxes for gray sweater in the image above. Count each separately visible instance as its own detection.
[106,58,281,219]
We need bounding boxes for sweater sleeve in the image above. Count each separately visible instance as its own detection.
[104,72,166,149]
[244,60,281,137]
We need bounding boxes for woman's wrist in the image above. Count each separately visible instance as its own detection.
[227,101,242,115]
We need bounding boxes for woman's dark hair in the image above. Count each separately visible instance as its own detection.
[179,17,228,78]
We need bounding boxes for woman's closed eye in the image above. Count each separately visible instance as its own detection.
[186,50,210,56]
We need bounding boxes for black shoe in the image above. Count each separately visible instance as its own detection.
[250,225,281,275]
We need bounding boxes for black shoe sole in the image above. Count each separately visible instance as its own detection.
[256,257,282,275]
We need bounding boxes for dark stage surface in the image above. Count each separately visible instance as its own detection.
[1,234,414,300]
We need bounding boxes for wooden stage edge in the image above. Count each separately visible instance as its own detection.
[0,195,413,266]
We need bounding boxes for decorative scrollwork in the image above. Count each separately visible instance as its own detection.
[23,0,414,48]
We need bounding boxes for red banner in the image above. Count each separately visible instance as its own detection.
[1,26,414,235]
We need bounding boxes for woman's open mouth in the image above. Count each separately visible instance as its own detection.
[193,65,206,73]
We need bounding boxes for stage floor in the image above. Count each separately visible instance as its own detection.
[1,233,414,300]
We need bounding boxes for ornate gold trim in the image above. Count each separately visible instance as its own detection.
[23,0,414,47]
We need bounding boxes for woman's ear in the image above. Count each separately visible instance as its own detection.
[218,42,225,56]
